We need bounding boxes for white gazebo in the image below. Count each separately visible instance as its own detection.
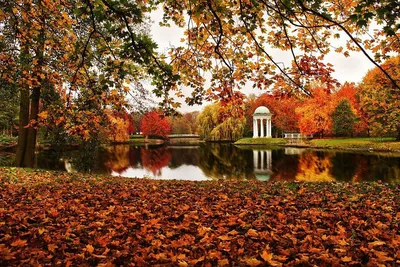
[253,106,272,138]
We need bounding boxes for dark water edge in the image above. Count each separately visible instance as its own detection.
[1,143,400,182]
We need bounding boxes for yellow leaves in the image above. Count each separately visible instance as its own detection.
[38,111,49,120]
[38,227,45,235]
[86,244,94,254]
[261,250,273,262]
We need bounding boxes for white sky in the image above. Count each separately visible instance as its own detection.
[148,9,376,113]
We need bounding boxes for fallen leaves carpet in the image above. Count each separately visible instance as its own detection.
[1,168,399,266]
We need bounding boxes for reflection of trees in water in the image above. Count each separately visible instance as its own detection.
[104,145,131,174]
[331,152,358,182]
[168,147,200,168]
[296,151,335,182]
[350,154,400,183]
[198,144,255,179]
[270,150,299,181]
[141,146,171,176]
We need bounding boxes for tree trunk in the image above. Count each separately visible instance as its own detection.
[23,86,40,167]
[15,46,30,167]
[397,126,400,141]
[16,8,45,167]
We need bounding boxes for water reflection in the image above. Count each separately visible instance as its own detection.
[8,143,400,182]
[253,150,272,181]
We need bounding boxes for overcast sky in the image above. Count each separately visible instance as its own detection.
[149,9,376,113]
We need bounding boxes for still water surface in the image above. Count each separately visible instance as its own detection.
[21,143,400,182]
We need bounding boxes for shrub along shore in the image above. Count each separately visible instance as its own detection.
[1,167,400,266]
[235,137,400,153]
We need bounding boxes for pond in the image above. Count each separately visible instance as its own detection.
[2,143,400,182]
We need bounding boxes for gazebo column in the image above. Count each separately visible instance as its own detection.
[260,151,264,170]
[260,119,264,137]
[254,119,259,137]
[268,119,272,137]
[253,119,257,138]
[253,150,258,168]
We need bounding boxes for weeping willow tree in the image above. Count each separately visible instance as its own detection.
[198,102,246,141]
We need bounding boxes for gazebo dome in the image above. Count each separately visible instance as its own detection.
[254,106,271,115]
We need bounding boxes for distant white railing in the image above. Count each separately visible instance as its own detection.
[283,133,313,139]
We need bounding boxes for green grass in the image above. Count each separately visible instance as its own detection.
[310,137,400,151]
[234,137,287,146]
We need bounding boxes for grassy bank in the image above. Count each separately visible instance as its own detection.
[1,167,399,266]
[310,137,400,152]
[235,137,287,146]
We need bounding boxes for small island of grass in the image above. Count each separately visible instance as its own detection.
[234,137,287,146]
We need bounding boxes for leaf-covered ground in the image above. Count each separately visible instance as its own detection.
[1,168,400,266]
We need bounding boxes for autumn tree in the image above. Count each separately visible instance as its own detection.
[331,99,357,137]
[171,115,192,134]
[359,56,400,139]
[105,111,134,143]
[198,102,246,141]
[296,87,333,137]
[160,0,399,107]
[1,0,176,167]
[140,111,172,140]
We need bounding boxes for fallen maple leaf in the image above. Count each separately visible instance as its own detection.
[341,256,352,262]
[176,259,188,267]
[218,259,230,266]
[243,257,263,266]
[261,250,273,262]
[368,240,385,247]
[47,244,57,253]
[86,244,94,254]
[218,235,231,241]
[11,239,27,247]
[374,251,394,262]
[246,229,259,238]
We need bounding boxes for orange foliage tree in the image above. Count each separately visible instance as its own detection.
[140,111,172,140]
[296,87,334,137]
[106,111,135,143]
[359,56,400,139]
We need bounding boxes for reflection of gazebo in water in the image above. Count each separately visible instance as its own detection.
[253,150,272,181]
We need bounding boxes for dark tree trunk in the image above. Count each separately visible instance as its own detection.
[23,86,40,167]
[397,127,400,141]
[15,46,30,167]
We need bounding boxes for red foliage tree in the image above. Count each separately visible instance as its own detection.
[140,111,172,140]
